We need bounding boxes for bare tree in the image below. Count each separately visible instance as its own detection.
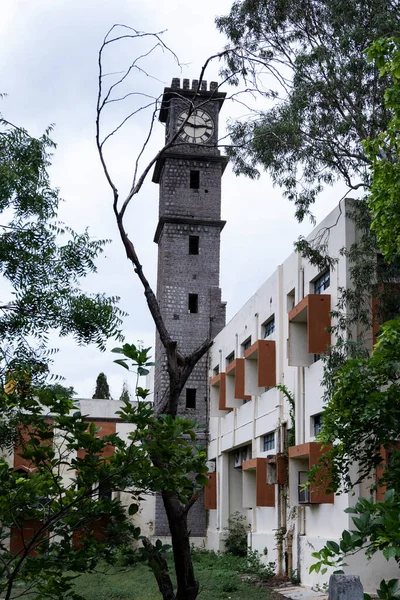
[95,25,240,600]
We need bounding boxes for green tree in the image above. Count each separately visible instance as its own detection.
[308,40,400,599]
[0,344,208,600]
[44,383,76,399]
[217,5,400,594]
[0,115,124,373]
[216,0,398,221]
[93,372,111,399]
[119,380,131,403]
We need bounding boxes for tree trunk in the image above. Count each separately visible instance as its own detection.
[162,491,199,600]
[142,538,176,600]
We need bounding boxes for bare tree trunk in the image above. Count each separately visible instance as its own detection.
[162,492,199,600]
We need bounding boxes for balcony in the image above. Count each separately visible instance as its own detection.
[244,340,276,396]
[288,442,333,504]
[204,471,217,509]
[226,358,251,406]
[210,373,231,416]
[242,457,275,507]
[288,294,331,366]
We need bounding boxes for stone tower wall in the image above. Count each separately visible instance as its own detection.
[153,79,226,536]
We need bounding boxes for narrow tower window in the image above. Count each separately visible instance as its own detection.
[188,294,198,313]
[186,388,196,409]
[189,236,199,255]
[190,170,200,189]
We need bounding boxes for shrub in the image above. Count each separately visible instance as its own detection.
[223,512,249,557]
[240,549,276,582]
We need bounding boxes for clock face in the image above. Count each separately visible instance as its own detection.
[176,108,214,144]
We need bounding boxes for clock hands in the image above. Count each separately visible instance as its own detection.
[186,122,213,130]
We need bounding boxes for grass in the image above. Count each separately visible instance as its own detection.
[71,550,276,600]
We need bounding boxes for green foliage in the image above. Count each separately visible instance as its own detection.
[112,344,155,379]
[242,549,275,582]
[0,344,211,600]
[93,372,111,400]
[45,383,76,399]
[70,552,275,600]
[0,377,147,600]
[276,384,295,450]
[366,578,400,600]
[0,115,124,383]
[119,381,131,403]
[311,490,400,580]
[223,512,249,557]
[365,38,400,263]
[315,318,400,493]
[217,0,396,221]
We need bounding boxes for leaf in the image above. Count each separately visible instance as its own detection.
[113,359,129,370]
[128,503,139,515]
[327,540,340,554]
[137,367,149,376]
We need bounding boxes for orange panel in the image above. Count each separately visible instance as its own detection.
[255,458,275,507]
[372,295,380,346]
[307,294,331,354]
[376,446,388,501]
[288,296,308,322]
[218,373,231,411]
[204,471,217,509]
[10,520,47,556]
[234,359,251,400]
[14,422,53,472]
[72,516,111,549]
[258,340,276,387]
[244,340,276,388]
[242,458,257,470]
[77,421,116,460]
[289,442,333,504]
[244,341,259,359]
[372,284,400,345]
[376,442,400,501]
[309,442,334,504]
[288,442,311,459]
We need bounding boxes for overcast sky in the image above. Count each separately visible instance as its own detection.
[0,0,340,399]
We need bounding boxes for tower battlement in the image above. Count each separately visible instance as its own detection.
[170,77,219,92]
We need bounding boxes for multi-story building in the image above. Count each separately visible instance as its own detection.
[205,199,398,593]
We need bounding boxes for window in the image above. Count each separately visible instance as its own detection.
[263,316,275,338]
[263,432,275,452]
[190,170,200,189]
[213,364,220,376]
[242,337,252,352]
[226,352,235,365]
[98,481,112,501]
[313,413,323,436]
[189,235,199,255]
[313,354,321,363]
[188,294,198,313]
[287,289,295,312]
[298,471,310,504]
[186,388,196,409]
[314,270,330,294]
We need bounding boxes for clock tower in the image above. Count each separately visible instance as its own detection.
[152,78,227,536]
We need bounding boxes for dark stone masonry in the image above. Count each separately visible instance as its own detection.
[152,79,227,536]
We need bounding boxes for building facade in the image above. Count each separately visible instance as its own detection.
[152,78,227,535]
[205,200,399,592]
